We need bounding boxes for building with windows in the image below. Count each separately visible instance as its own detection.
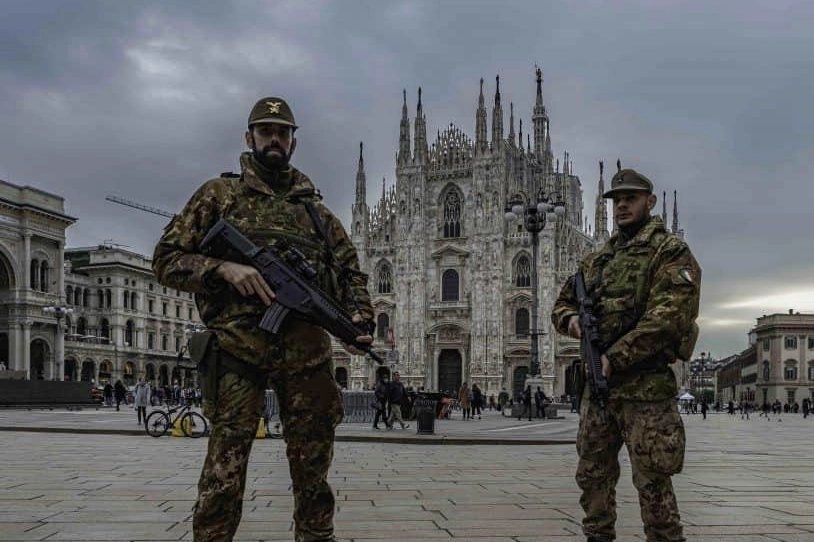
[752,311,814,407]
[61,246,204,387]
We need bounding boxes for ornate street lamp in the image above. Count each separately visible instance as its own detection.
[42,305,74,381]
[505,189,566,379]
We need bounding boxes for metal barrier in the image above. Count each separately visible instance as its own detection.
[264,390,376,424]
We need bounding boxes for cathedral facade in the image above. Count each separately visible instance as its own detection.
[340,69,606,399]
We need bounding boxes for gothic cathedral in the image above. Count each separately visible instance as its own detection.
[347,68,607,399]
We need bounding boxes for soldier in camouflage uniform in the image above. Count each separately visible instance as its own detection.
[153,97,374,542]
[551,165,701,542]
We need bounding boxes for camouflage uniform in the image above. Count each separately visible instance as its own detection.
[552,210,701,542]
[153,144,373,541]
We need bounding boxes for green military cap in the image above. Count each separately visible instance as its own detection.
[247,96,298,129]
[603,166,653,198]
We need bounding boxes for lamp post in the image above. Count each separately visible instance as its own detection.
[42,305,74,381]
[505,189,566,382]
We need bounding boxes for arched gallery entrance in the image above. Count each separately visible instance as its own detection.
[30,339,49,380]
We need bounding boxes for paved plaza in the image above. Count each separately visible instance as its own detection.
[0,407,812,541]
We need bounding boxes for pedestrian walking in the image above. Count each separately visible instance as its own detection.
[552,163,701,542]
[534,386,547,418]
[700,400,707,420]
[458,382,471,420]
[386,372,409,430]
[371,374,391,430]
[472,383,483,419]
[103,382,113,407]
[518,385,532,421]
[133,378,151,426]
[113,380,127,412]
[153,95,374,542]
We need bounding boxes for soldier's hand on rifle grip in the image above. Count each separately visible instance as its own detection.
[215,262,276,306]
[341,313,373,356]
[568,314,582,339]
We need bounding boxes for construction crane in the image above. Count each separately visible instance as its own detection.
[105,195,175,218]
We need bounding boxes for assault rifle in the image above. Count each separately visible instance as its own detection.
[201,219,383,365]
[574,270,609,415]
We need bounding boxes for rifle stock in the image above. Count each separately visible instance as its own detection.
[201,219,383,365]
[575,271,609,414]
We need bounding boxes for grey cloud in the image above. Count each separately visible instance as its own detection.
[2,0,813,360]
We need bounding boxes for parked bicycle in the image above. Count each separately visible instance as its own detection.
[145,400,208,438]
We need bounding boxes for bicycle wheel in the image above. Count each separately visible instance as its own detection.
[181,411,208,438]
[146,411,170,437]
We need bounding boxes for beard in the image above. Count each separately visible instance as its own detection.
[252,143,290,170]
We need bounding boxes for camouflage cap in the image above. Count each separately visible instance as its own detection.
[603,168,653,198]
[247,97,298,129]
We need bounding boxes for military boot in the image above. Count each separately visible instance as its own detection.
[587,536,613,542]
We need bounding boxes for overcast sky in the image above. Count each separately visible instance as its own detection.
[2,0,813,359]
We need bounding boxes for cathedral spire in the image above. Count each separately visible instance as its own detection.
[672,190,680,234]
[532,64,548,159]
[508,101,515,145]
[475,77,488,155]
[414,87,427,163]
[594,160,609,242]
[662,190,667,223]
[491,75,504,149]
[398,89,411,165]
[518,118,523,151]
[355,141,366,206]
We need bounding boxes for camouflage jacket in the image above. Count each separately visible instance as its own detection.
[152,152,374,371]
[551,216,701,400]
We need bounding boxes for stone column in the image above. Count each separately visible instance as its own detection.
[20,321,31,378]
[56,241,64,301]
[55,318,65,381]
[9,323,19,371]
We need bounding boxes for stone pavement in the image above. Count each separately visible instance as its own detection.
[0,408,812,541]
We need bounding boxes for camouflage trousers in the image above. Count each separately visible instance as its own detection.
[193,361,344,542]
[576,390,686,542]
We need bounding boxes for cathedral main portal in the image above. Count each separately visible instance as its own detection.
[437,349,462,394]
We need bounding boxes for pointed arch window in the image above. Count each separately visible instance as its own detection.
[441,269,459,302]
[66,286,74,304]
[515,255,531,287]
[130,292,137,311]
[75,287,82,306]
[100,318,110,340]
[515,308,530,336]
[442,190,462,238]
[377,263,393,294]
[97,289,104,308]
[105,289,112,309]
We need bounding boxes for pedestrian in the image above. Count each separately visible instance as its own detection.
[472,383,483,419]
[372,374,391,430]
[534,386,547,419]
[103,382,113,407]
[552,164,701,542]
[700,400,707,420]
[458,382,471,420]
[803,398,810,419]
[113,380,127,412]
[488,393,496,411]
[133,378,150,426]
[386,371,409,430]
[518,385,532,421]
[741,402,751,420]
[498,387,509,412]
[728,400,735,416]
[152,95,374,542]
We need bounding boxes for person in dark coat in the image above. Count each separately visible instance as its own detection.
[372,375,391,430]
[518,385,532,421]
[113,380,127,412]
